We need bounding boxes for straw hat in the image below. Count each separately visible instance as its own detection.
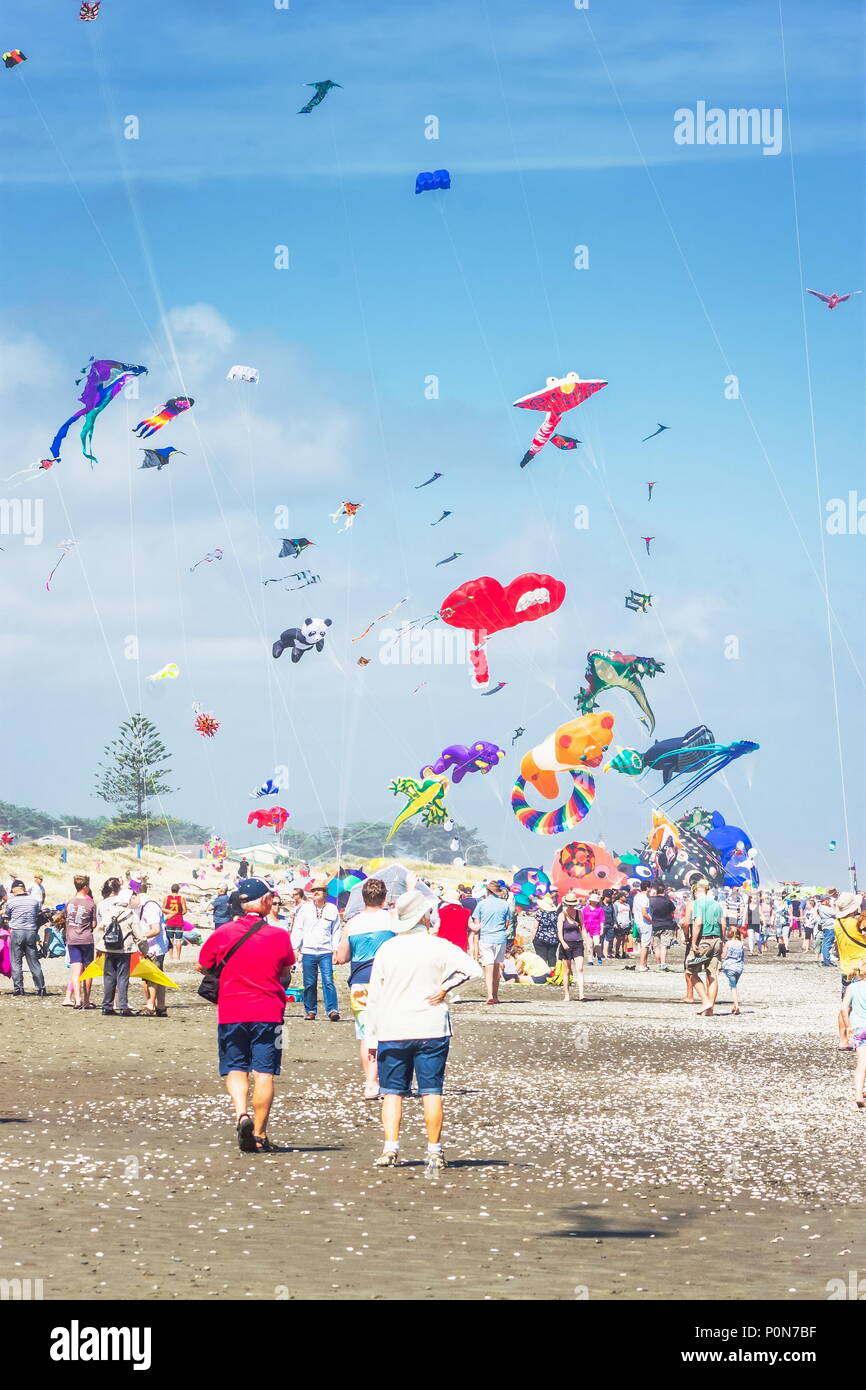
[439,886,463,907]
[562,891,580,906]
[307,877,329,892]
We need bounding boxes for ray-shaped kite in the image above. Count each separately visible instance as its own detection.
[641,536,654,555]
[512,727,526,744]
[806,288,862,310]
[329,501,362,532]
[550,434,581,450]
[625,590,652,612]
[646,481,657,500]
[190,548,223,573]
[514,372,607,468]
[435,552,462,566]
[415,472,442,488]
[431,510,452,526]
[575,649,665,735]
[45,540,77,592]
[352,596,410,642]
[298,80,341,114]
[47,359,148,465]
[386,775,449,843]
[140,447,185,471]
[642,423,669,442]
[278,537,314,560]
[79,2,101,19]
[133,396,194,439]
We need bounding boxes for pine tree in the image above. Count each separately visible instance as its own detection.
[95,714,174,818]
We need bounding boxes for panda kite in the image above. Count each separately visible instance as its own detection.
[272,617,332,662]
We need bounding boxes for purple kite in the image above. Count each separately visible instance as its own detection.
[47,358,148,465]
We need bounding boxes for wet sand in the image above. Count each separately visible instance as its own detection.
[0,948,862,1301]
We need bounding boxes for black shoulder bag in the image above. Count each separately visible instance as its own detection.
[198,921,265,1004]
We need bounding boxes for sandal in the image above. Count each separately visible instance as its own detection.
[135,1009,156,1017]
[155,1009,168,1018]
[254,1135,275,1153]
[237,1114,256,1153]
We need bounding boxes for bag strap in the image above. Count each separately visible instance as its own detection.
[211,920,265,977]
[837,920,866,949]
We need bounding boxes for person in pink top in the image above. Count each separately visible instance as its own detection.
[580,891,605,965]
[196,877,294,1154]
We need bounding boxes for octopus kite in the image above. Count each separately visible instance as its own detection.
[46,358,148,466]
[513,372,607,468]
[606,724,759,805]
[133,396,194,439]
[386,776,450,843]
[575,650,665,735]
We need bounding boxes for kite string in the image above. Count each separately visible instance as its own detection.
[477,7,772,873]
[777,0,853,875]
[84,38,342,860]
[580,10,864,692]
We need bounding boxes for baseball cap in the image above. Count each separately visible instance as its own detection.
[235,877,273,903]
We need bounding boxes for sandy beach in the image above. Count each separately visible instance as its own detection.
[1,943,862,1301]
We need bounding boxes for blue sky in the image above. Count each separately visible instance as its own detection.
[0,0,863,880]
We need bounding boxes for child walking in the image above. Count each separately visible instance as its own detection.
[721,926,746,1015]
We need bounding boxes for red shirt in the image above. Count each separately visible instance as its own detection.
[437,903,471,952]
[198,914,294,1025]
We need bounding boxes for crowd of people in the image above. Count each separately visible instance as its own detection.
[3,861,866,1159]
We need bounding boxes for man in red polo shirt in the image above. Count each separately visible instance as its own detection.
[197,878,294,1153]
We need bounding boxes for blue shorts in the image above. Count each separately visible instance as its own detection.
[217,1021,282,1076]
[722,967,743,989]
[376,1038,451,1096]
[68,944,94,966]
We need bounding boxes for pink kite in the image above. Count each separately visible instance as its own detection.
[806,288,861,311]
[514,372,607,468]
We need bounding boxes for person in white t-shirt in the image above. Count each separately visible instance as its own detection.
[366,889,482,1176]
[130,879,171,1017]
[633,886,652,973]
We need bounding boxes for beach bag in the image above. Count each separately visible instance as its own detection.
[197,921,265,1004]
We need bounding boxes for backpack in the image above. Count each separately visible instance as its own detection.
[102,907,132,951]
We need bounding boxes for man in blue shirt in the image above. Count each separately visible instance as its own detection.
[468,881,514,1005]
[211,886,234,928]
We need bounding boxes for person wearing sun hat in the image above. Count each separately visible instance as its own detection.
[834,892,866,1049]
[365,888,482,1175]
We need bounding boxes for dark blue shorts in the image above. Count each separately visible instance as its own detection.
[68,944,94,966]
[376,1037,450,1096]
[217,1021,282,1076]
